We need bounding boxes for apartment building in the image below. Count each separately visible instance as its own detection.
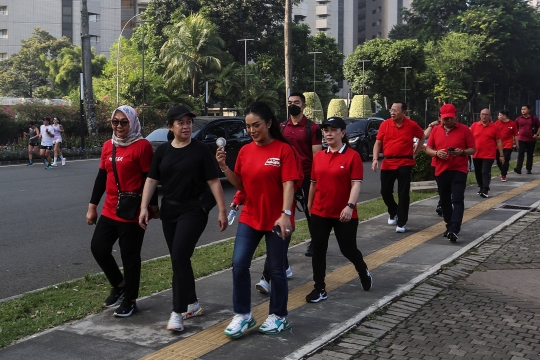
[0,0,148,60]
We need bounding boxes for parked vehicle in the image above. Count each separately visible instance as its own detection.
[145,116,251,171]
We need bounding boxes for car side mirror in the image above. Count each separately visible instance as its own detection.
[204,134,218,141]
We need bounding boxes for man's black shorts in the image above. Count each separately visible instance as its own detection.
[40,145,53,150]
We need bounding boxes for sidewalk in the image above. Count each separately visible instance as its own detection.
[309,212,540,360]
[2,172,540,360]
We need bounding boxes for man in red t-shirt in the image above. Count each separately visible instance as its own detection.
[281,92,323,256]
[372,101,426,233]
[426,104,476,242]
[470,109,504,198]
[514,104,540,174]
[495,109,518,181]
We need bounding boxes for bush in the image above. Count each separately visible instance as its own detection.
[327,99,349,118]
[411,150,435,182]
[349,95,372,117]
[303,92,324,124]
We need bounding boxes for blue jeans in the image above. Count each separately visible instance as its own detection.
[233,223,290,317]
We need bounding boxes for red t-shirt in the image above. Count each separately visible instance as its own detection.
[310,145,363,219]
[100,139,154,222]
[428,123,475,176]
[494,119,518,149]
[235,140,301,231]
[377,118,424,170]
[281,116,322,175]
[515,115,540,142]
[470,121,501,159]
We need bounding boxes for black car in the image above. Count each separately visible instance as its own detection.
[145,116,251,171]
[345,117,384,161]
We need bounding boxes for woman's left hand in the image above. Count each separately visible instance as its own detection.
[274,214,293,240]
[339,206,353,223]
[217,210,228,232]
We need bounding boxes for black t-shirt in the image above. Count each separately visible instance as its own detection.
[148,139,219,201]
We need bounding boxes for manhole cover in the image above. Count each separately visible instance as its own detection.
[498,204,532,211]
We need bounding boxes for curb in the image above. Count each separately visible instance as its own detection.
[287,199,540,360]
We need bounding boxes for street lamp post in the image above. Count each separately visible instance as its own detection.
[237,39,254,94]
[360,59,371,95]
[474,80,483,120]
[116,14,143,106]
[493,83,498,115]
[308,51,322,94]
[401,66,412,104]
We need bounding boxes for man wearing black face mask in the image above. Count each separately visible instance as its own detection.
[283,92,322,256]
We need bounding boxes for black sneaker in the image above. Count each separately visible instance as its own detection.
[306,289,327,303]
[114,299,138,317]
[447,232,458,242]
[527,170,532,174]
[304,242,313,257]
[104,286,125,308]
[514,168,522,175]
[435,205,443,216]
[442,230,449,238]
[360,270,373,291]
[480,191,489,198]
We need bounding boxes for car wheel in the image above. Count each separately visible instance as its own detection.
[361,144,369,161]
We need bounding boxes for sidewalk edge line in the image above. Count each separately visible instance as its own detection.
[284,208,532,360]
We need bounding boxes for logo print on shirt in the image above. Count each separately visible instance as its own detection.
[264,158,281,167]
[108,157,124,162]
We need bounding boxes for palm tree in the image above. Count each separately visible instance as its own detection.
[212,62,243,114]
[160,14,224,97]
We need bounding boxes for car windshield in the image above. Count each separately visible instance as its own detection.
[346,120,369,134]
[145,129,169,142]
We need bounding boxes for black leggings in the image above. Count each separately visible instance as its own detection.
[310,214,367,291]
[162,207,208,313]
[91,216,145,301]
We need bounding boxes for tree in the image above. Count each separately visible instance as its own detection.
[160,13,225,97]
[327,99,348,118]
[212,62,244,113]
[349,95,372,117]
[45,46,106,96]
[403,0,467,42]
[425,32,486,106]
[0,28,71,97]
[344,39,427,110]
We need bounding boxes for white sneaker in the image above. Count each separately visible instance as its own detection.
[258,314,291,335]
[52,162,58,167]
[286,266,293,278]
[61,158,66,166]
[182,300,203,320]
[255,278,269,294]
[224,314,256,339]
[166,311,184,332]
[388,215,398,225]
[396,225,406,233]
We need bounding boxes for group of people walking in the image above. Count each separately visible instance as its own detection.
[85,98,535,339]
[25,116,66,168]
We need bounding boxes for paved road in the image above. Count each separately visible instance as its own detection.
[0,158,381,300]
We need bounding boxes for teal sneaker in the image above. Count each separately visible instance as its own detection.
[258,314,291,335]
[224,314,256,339]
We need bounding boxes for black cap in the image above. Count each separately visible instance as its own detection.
[43,116,51,122]
[167,105,196,122]
[321,117,346,130]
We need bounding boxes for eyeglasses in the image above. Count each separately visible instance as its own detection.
[111,119,129,127]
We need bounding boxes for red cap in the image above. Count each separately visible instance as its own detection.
[440,104,456,118]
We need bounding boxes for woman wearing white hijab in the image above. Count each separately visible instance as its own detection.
[86,105,158,317]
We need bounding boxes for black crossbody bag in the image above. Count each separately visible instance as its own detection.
[112,144,142,220]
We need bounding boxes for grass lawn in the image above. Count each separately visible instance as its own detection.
[0,155,536,348]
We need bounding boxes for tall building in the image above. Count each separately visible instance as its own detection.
[0,0,148,60]
[293,0,411,97]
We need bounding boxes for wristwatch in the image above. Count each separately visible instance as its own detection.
[282,210,292,216]
[347,203,355,209]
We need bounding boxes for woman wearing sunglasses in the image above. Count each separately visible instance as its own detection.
[86,105,158,317]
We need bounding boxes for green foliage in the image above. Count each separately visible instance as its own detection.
[349,95,372,118]
[411,150,435,182]
[344,39,427,111]
[304,92,324,123]
[160,13,225,96]
[0,28,72,97]
[327,99,348,118]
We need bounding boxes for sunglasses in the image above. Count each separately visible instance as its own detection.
[111,119,129,127]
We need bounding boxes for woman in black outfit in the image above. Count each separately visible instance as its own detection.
[139,105,228,332]
[87,105,158,317]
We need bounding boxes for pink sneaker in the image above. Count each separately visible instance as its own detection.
[501,176,507,182]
